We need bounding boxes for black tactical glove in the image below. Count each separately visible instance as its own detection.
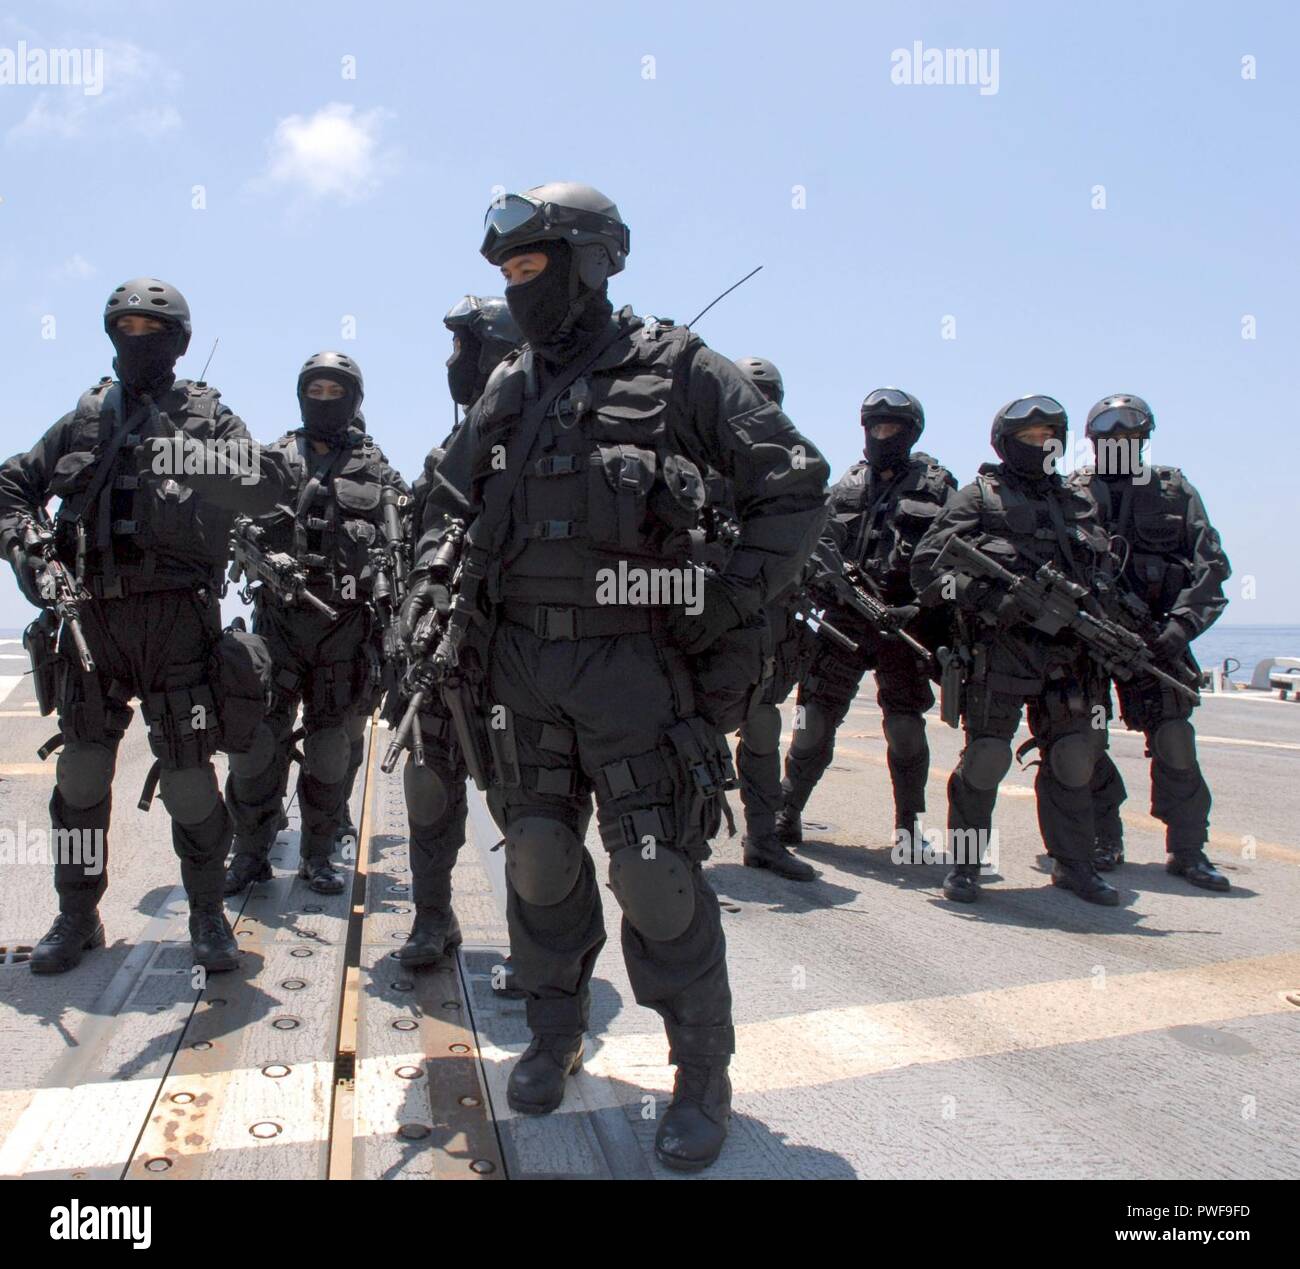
[667,574,755,657]
[8,542,46,608]
[886,603,921,626]
[399,576,451,646]
[1153,617,1191,663]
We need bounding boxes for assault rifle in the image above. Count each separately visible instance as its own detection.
[381,519,495,790]
[15,514,95,672]
[933,534,1200,705]
[371,488,411,663]
[812,560,935,669]
[228,515,338,621]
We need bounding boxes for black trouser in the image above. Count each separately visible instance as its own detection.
[484,617,734,1065]
[782,618,935,829]
[735,612,811,839]
[50,587,232,910]
[947,646,1110,866]
[226,599,377,863]
[1090,669,1211,853]
[383,692,469,914]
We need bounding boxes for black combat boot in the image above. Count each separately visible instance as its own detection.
[1092,836,1125,871]
[1167,849,1230,892]
[774,806,802,845]
[742,833,816,882]
[1051,858,1120,906]
[30,908,105,975]
[189,903,240,973]
[398,907,463,967]
[298,856,345,895]
[223,851,272,896]
[942,863,980,903]
[655,1062,732,1172]
[506,1033,584,1115]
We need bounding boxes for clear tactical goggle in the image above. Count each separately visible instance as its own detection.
[1002,395,1067,426]
[480,194,629,261]
[862,387,916,414]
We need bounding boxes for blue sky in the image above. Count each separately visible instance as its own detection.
[1,0,1295,628]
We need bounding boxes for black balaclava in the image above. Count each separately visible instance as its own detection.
[505,239,612,364]
[864,422,916,471]
[299,374,358,443]
[110,323,184,397]
[1001,433,1059,481]
[446,331,483,406]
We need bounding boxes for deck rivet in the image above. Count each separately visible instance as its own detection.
[170,1092,195,1105]
[398,1122,431,1140]
[192,1041,213,1051]
[206,998,226,1007]
[395,1065,423,1080]
[281,978,307,990]
[1285,991,1300,1008]
[470,1159,496,1174]
[144,1157,172,1172]
[249,1121,282,1138]
[271,1016,300,1030]
[392,979,414,992]
[442,1001,460,1011]
[449,1043,470,1054]
[262,1064,291,1078]
[303,904,323,914]
[290,947,313,958]
[388,884,409,894]
[458,1095,481,1109]
[392,1019,418,1032]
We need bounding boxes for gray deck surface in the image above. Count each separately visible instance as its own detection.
[1,634,1297,1180]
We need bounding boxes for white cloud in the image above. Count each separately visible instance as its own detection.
[4,37,182,146]
[54,253,96,281]
[258,102,397,204]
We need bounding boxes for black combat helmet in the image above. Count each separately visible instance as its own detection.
[480,182,630,288]
[1085,394,1154,439]
[861,387,925,435]
[104,277,192,354]
[444,295,523,356]
[733,356,785,407]
[298,350,364,402]
[990,394,1067,451]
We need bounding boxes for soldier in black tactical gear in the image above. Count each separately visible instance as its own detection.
[404,183,828,1171]
[0,278,289,974]
[729,357,816,882]
[911,395,1121,907]
[778,388,956,853]
[383,299,525,969]
[222,352,409,899]
[1071,395,1231,891]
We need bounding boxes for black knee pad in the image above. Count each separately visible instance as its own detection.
[789,700,836,757]
[882,712,926,761]
[960,737,1012,791]
[608,843,695,942]
[403,760,450,828]
[505,816,582,907]
[740,703,782,756]
[346,712,369,742]
[303,725,351,785]
[159,764,220,825]
[1048,732,1097,789]
[227,721,276,780]
[56,742,114,810]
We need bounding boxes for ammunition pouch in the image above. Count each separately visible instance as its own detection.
[23,610,60,717]
[207,629,273,755]
[690,614,770,733]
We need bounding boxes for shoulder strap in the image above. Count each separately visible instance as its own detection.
[469,315,640,555]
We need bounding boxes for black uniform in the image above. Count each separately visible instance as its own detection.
[1074,464,1231,867]
[223,422,407,890]
[0,351,289,970]
[782,452,955,840]
[912,437,1120,905]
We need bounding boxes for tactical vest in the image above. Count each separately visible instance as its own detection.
[480,320,709,607]
[974,463,1110,580]
[1073,466,1191,616]
[50,377,230,593]
[835,453,952,598]
[256,428,389,601]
